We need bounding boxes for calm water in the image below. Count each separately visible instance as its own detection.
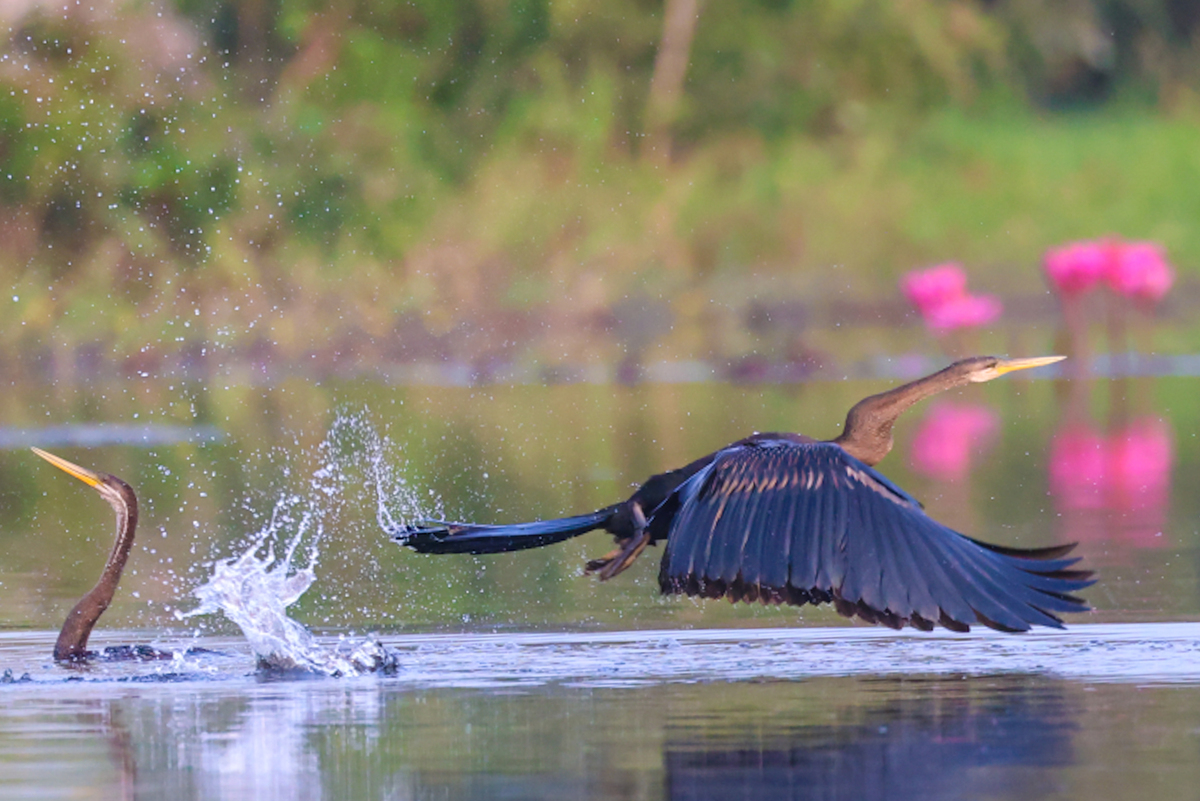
[0,370,1197,798]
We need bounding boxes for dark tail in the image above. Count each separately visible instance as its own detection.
[392,507,617,554]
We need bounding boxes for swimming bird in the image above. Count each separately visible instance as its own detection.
[33,447,173,662]
[394,356,1093,632]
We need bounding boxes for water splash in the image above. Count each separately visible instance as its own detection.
[338,406,440,534]
[306,405,437,544]
[180,500,398,676]
[180,409,427,676]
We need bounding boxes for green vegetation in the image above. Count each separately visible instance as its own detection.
[2,0,1199,378]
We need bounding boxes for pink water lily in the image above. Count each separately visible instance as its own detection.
[1107,241,1174,303]
[901,264,1002,332]
[923,293,1003,331]
[901,263,968,315]
[1044,237,1174,303]
[1043,240,1109,296]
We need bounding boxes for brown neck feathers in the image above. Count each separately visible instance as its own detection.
[54,478,137,662]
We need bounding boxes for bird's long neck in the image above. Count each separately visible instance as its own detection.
[54,483,137,662]
[831,365,969,466]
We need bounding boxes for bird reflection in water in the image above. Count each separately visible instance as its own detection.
[666,678,1074,801]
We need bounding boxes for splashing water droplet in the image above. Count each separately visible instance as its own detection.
[180,505,397,676]
[177,408,433,675]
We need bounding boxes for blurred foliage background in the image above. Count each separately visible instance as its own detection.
[3,0,1200,382]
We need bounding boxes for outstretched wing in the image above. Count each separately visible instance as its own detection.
[654,441,1093,632]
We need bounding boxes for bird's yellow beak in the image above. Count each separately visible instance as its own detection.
[31,447,104,488]
[994,355,1067,376]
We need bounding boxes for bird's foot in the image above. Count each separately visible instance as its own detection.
[585,530,650,581]
[390,521,454,542]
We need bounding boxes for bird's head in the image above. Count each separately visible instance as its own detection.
[951,355,1066,384]
[31,447,135,513]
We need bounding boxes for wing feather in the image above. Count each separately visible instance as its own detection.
[867,492,920,618]
[657,440,1093,632]
[788,454,823,591]
[823,462,849,590]
[735,458,772,593]
[705,459,745,585]
[838,476,880,611]
[757,458,796,594]
[889,508,977,626]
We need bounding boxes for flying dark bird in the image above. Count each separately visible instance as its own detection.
[395,356,1093,632]
[33,447,180,663]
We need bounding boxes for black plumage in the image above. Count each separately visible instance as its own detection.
[649,438,1089,631]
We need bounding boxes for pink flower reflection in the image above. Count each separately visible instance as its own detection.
[1049,417,1174,550]
[1048,425,1108,511]
[909,402,999,481]
[1043,240,1108,296]
[1109,417,1173,547]
[1107,241,1174,303]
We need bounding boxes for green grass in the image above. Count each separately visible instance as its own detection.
[7,95,1200,370]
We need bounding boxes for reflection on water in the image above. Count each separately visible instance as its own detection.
[665,679,1072,801]
[907,401,998,482]
[1050,418,1174,548]
[1048,375,1175,555]
[4,657,1200,801]
[0,423,222,448]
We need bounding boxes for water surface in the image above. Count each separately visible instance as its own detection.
[2,625,1200,800]
[0,372,1195,798]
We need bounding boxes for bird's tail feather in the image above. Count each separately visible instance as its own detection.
[392,508,615,554]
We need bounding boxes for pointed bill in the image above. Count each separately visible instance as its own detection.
[31,447,104,488]
[994,355,1066,376]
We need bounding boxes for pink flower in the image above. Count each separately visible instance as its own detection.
[1044,237,1175,303]
[1107,241,1174,303]
[922,293,1003,331]
[901,264,967,316]
[909,402,999,481]
[901,264,1001,331]
[1043,240,1109,296]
